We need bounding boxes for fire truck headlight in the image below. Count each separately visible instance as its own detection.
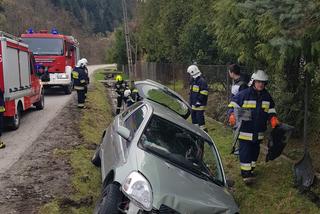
[57,73,68,79]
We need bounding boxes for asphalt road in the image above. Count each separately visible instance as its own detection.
[0,64,108,174]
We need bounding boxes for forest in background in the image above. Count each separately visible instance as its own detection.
[108,0,320,139]
[0,0,135,64]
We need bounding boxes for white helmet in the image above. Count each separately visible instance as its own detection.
[77,58,88,67]
[251,70,268,82]
[187,65,201,77]
[124,89,131,98]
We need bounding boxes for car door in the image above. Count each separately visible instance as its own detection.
[134,79,191,119]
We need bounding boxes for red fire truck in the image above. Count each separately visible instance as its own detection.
[21,29,80,94]
[0,31,44,129]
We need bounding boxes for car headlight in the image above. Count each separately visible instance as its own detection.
[122,171,153,211]
[57,73,68,79]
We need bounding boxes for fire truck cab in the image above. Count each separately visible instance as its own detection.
[21,29,80,94]
[0,31,44,130]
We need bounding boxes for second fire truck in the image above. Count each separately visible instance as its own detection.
[21,28,80,94]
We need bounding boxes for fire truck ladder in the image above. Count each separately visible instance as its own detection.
[122,0,133,77]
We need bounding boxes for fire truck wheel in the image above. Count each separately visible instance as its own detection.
[64,82,73,95]
[35,91,45,110]
[10,105,22,130]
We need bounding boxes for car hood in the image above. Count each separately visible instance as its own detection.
[136,149,239,213]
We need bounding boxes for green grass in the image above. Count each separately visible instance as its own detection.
[39,70,112,214]
[205,117,320,213]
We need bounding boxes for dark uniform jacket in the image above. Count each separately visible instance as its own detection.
[72,67,89,90]
[228,86,276,141]
[115,81,128,97]
[189,76,208,110]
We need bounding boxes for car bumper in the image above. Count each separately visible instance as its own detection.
[42,73,71,86]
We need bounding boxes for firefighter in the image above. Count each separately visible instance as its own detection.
[228,70,280,184]
[72,59,89,108]
[79,58,89,100]
[114,74,128,114]
[0,89,5,149]
[228,63,249,155]
[187,65,208,132]
[124,81,141,107]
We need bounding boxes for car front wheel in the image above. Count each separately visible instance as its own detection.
[94,183,123,214]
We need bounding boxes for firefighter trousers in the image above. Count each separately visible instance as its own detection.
[191,110,205,128]
[239,139,261,177]
[76,89,86,108]
[116,96,123,114]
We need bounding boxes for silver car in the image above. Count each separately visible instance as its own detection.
[92,79,239,214]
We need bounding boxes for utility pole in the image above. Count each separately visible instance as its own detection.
[122,0,133,79]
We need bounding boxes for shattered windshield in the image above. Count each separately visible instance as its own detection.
[139,115,224,185]
[22,38,64,56]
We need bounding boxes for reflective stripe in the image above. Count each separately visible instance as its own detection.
[268,108,276,114]
[228,101,240,108]
[192,85,200,92]
[74,86,85,90]
[192,105,206,110]
[262,101,270,108]
[258,132,264,140]
[77,103,84,107]
[239,132,253,141]
[242,100,256,108]
[72,71,79,79]
[132,89,138,93]
[80,80,86,83]
[200,90,208,95]
[0,106,5,112]
[240,163,252,171]
[251,162,256,168]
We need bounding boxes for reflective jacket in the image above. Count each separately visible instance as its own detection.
[72,67,89,90]
[228,86,276,141]
[115,81,128,97]
[189,76,208,110]
[0,90,5,113]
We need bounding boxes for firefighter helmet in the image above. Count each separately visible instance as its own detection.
[76,58,88,67]
[115,74,123,82]
[251,70,268,82]
[124,89,131,98]
[187,65,201,77]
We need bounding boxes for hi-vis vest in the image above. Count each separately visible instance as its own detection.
[228,87,276,141]
[189,76,208,110]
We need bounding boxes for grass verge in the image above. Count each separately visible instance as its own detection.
[39,69,112,214]
[206,117,320,213]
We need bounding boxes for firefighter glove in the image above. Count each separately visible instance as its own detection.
[270,116,280,129]
[229,113,236,127]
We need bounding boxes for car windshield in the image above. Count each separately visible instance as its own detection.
[139,115,224,185]
[22,38,64,56]
[136,84,189,117]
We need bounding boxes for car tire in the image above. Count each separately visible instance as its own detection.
[91,145,101,167]
[94,183,122,214]
[35,90,45,110]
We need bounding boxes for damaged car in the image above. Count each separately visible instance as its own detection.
[92,79,239,214]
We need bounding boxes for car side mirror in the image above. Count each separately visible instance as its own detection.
[117,126,131,141]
